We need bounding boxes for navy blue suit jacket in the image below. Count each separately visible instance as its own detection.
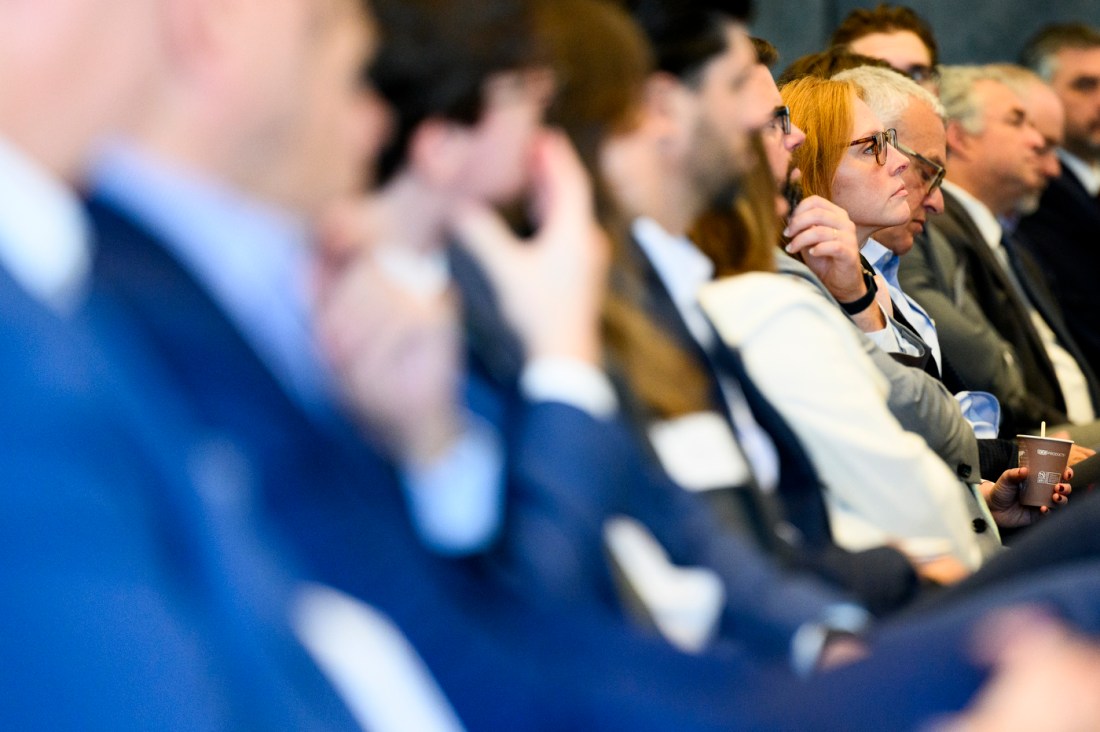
[86,192,823,730]
[625,237,919,614]
[0,263,359,730]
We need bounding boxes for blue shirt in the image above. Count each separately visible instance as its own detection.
[90,144,504,555]
[864,239,1001,439]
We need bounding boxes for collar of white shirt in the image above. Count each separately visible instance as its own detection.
[89,143,332,414]
[942,179,1002,251]
[0,136,90,313]
[1058,149,1100,197]
[632,216,716,345]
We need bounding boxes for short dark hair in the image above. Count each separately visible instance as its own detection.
[627,0,754,82]
[1021,23,1100,82]
[369,0,544,183]
[751,36,779,67]
[830,4,939,67]
[776,47,894,88]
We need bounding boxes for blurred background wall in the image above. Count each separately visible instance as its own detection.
[753,0,1100,69]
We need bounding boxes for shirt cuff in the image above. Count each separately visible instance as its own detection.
[400,411,505,556]
[955,390,1003,440]
[791,603,870,677]
[863,306,906,354]
[519,357,619,419]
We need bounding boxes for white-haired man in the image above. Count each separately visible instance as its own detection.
[898,66,1100,449]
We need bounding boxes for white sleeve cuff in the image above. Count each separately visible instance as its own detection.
[519,357,619,419]
[400,412,505,556]
[791,603,871,677]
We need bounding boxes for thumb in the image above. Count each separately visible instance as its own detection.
[448,199,520,280]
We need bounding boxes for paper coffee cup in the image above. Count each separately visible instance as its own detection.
[1016,434,1072,508]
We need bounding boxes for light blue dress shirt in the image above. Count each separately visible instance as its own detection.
[863,239,1001,439]
[90,144,504,555]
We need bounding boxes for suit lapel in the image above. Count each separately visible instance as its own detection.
[1002,233,1100,405]
[628,237,832,550]
[939,190,1066,413]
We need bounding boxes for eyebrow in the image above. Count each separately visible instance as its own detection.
[1069,74,1100,88]
[730,65,753,89]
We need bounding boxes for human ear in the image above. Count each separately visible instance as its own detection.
[407,118,472,190]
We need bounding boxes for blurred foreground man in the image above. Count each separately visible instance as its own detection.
[0,0,375,728]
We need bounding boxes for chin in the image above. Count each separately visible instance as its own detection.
[1015,192,1041,216]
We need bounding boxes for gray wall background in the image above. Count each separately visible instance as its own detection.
[752,0,1100,71]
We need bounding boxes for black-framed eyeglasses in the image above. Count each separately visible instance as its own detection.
[765,105,791,136]
[895,141,945,194]
[901,64,941,85]
[848,128,898,166]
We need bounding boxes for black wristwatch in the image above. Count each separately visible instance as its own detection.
[839,266,878,315]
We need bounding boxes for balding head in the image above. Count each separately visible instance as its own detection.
[0,0,168,180]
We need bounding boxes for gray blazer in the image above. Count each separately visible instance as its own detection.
[899,193,1070,434]
[775,253,1004,561]
[774,252,980,477]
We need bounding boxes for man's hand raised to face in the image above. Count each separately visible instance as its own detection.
[315,201,464,465]
[448,131,610,367]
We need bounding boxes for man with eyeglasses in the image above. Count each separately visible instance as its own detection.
[751,41,987,503]
[830,3,941,91]
[833,65,1051,488]
[897,65,1100,452]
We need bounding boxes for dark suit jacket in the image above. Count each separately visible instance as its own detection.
[89,191,868,729]
[638,238,928,612]
[83,184,1100,732]
[451,243,861,651]
[0,265,359,730]
[1016,166,1100,374]
[918,188,1083,433]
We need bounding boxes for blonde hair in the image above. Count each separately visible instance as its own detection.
[782,76,858,200]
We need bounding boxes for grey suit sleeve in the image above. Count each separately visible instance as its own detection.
[859,338,979,475]
[775,253,979,475]
[897,227,1034,421]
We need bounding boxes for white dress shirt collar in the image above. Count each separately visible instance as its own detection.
[1058,149,1100,197]
[942,180,1002,250]
[0,136,90,313]
[90,144,331,413]
[632,216,716,346]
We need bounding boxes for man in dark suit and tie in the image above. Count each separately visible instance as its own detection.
[909,65,1100,446]
[1018,24,1100,376]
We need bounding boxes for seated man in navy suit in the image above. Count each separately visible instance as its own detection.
[319,0,1100,722]
[82,0,831,728]
[0,0,384,729]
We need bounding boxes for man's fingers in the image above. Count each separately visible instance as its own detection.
[449,199,519,274]
[530,131,595,242]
